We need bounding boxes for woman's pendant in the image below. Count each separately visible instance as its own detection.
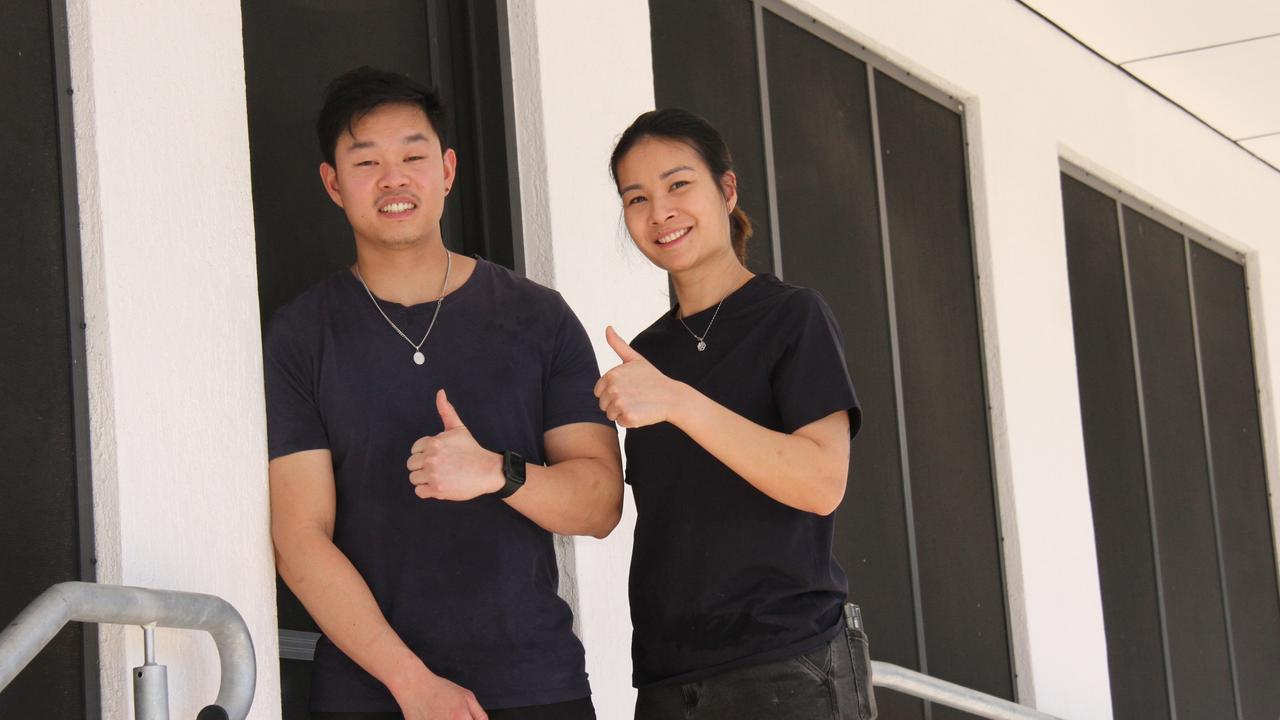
[697,340,707,352]
[413,351,426,366]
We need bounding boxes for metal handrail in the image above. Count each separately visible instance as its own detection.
[1,584,1063,720]
[0,581,256,719]
[872,661,1064,720]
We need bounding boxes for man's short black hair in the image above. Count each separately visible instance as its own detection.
[316,66,448,167]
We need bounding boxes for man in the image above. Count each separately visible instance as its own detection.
[265,67,622,720]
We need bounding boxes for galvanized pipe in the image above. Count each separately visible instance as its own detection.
[872,661,1065,720]
[0,582,255,720]
[144,624,157,664]
[134,625,170,720]
[133,660,170,720]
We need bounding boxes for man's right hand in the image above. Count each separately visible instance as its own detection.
[271,451,490,720]
[393,672,489,720]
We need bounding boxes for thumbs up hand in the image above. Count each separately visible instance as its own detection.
[605,325,644,364]
[407,389,504,501]
[435,387,466,431]
[594,326,690,429]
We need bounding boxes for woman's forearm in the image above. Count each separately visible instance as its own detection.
[668,383,850,515]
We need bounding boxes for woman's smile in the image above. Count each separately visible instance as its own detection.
[656,227,691,246]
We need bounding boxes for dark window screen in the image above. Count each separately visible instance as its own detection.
[0,0,91,717]
[1062,170,1280,720]
[241,3,517,716]
[1061,175,1168,719]
[649,0,773,274]
[1124,209,1236,718]
[874,70,1011,717]
[759,13,921,720]
[649,3,1013,717]
[1190,246,1280,720]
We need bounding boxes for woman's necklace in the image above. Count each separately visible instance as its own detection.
[353,249,452,366]
[677,295,726,352]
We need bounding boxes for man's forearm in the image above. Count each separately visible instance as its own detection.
[275,530,434,698]
[505,456,622,538]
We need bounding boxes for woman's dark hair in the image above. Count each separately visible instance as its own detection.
[316,66,448,167]
[609,108,754,263]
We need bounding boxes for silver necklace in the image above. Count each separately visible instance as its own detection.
[353,250,452,366]
[677,296,726,352]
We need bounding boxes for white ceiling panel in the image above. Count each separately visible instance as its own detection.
[1241,134,1280,169]
[1022,0,1280,62]
[1123,35,1280,140]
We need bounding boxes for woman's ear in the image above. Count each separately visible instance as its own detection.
[720,170,739,214]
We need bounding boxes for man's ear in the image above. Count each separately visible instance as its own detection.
[319,162,344,208]
[442,148,458,194]
[720,170,739,214]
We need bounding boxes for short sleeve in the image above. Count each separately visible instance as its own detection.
[543,296,613,431]
[263,313,330,460]
[771,289,861,437]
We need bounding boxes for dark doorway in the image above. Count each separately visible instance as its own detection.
[240,1,520,716]
[244,0,519,328]
[0,0,96,717]
[650,2,1013,718]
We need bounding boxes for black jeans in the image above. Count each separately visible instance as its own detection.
[313,695,596,720]
[634,626,876,720]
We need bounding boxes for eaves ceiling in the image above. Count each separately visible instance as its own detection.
[1020,0,1280,172]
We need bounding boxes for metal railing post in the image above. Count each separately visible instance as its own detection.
[0,582,255,720]
[134,625,170,720]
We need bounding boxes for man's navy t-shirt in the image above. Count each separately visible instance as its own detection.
[264,258,610,711]
[625,273,861,688]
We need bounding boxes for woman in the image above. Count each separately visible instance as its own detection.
[595,109,876,720]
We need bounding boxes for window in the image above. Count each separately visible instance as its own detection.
[651,2,1011,717]
[1062,167,1280,720]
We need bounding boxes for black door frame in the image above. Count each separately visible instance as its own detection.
[46,0,99,714]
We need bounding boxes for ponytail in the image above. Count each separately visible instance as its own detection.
[729,206,753,263]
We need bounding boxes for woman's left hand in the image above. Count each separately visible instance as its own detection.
[594,326,689,429]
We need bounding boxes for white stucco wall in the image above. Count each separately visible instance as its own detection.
[66,0,281,718]
[508,2,667,717]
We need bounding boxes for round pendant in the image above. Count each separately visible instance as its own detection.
[697,340,707,352]
[413,351,425,366]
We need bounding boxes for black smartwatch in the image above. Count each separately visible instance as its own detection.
[495,450,526,499]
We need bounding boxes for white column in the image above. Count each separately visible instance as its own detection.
[967,109,1115,717]
[66,0,281,717]
[507,1,667,716]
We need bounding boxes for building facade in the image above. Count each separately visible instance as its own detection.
[3,1,1279,718]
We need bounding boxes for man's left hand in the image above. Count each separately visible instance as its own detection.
[407,389,503,501]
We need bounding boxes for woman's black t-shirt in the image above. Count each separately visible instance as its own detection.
[625,273,862,688]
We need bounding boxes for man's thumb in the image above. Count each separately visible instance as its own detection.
[436,389,465,430]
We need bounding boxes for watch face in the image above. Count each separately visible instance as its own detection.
[499,451,526,499]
